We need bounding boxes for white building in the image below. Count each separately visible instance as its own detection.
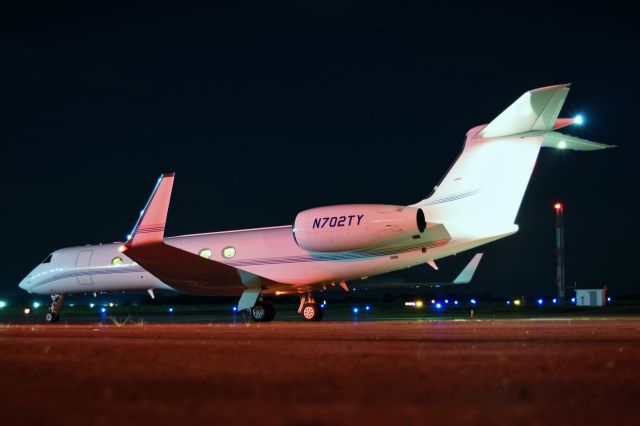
[575,289,606,307]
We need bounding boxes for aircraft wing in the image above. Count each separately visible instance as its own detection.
[348,253,484,290]
[121,173,270,296]
[452,253,483,284]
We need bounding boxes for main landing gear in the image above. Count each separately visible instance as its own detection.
[298,292,324,322]
[45,294,64,323]
[247,293,325,322]
[249,300,276,322]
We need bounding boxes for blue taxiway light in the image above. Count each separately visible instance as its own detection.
[168,308,174,313]
[537,299,544,305]
[607,297,612,302]
[571,297,576,303]
[506,300,511,305]
[552,298,557,304]
[32,302,41,309]
[574,115,584,125]
[100,307,107,313]
[353,307,359,314]
[365,305,370,311]
[232,306,238,312]
[454,300,459,305]
[435,303,442,309]
[470,299,477,305]
[89,303,95,308]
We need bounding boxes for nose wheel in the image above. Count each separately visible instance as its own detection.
[45,311,59,322]
[45,294,64,323]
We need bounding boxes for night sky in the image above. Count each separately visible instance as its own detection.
[2,2,638,298]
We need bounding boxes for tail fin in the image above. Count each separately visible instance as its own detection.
[413,85,611,230]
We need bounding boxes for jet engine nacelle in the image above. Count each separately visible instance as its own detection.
[293,204,427,252]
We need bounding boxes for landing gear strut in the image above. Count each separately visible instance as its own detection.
[45,294,64,323]
[298,292,324,322]
[249,300,275,322]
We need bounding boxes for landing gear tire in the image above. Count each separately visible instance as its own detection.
[45,311,59,323]
[264,301,276,322]
[45,294,64,323]
[250,301,275,322]
[301,303,323,322]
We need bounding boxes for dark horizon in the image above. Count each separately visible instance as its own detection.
[2,3,638,298]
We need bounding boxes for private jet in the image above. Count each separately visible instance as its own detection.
[19,84,613,322]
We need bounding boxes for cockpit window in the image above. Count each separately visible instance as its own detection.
[41,254,53,264]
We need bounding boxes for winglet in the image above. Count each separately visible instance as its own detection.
[452,253,484,284]
[124,173,175,248]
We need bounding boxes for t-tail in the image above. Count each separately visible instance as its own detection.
[413,84,614,236]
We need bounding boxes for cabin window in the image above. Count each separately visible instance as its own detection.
[199,248,212,259]
[41,254,52,264]
[222,246,236,259]
[111,257,123,266]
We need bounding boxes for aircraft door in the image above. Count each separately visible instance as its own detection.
[76,250,94,285]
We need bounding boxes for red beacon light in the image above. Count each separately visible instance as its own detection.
[554,202,563,211]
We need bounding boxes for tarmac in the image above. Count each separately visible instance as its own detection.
[1,319,639,426]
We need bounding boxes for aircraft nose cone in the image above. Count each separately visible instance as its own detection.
[18,276,31,291]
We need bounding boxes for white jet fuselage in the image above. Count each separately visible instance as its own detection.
[19,222,512,296]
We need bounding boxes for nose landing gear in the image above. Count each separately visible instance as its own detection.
[45,294,64,323]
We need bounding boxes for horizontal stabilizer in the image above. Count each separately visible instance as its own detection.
[542,131,616,151]
[480,84,570,138]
